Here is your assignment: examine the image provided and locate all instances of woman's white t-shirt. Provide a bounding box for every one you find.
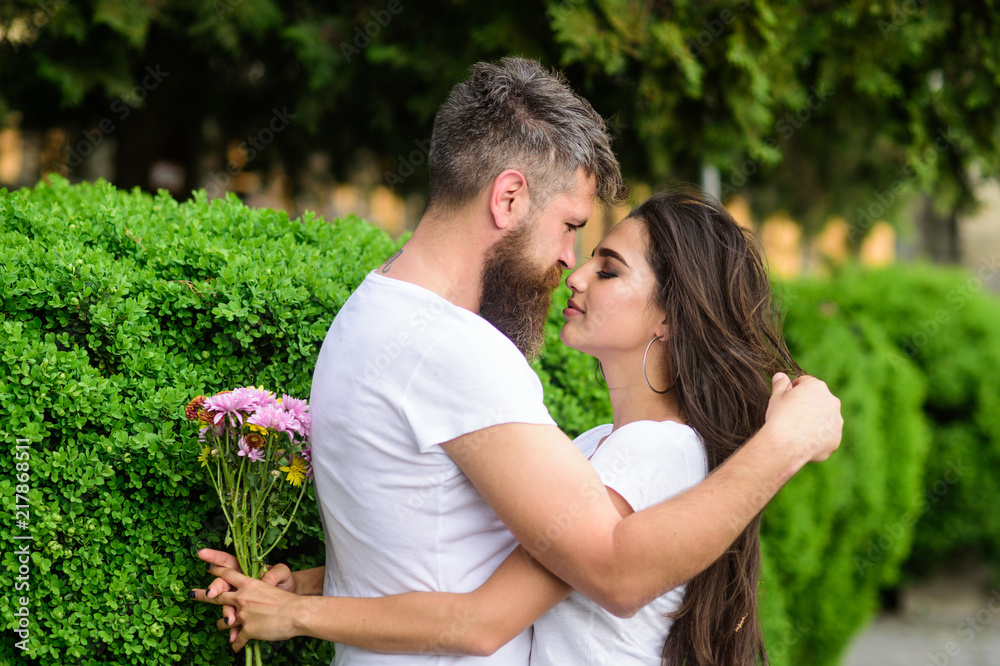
[530,420,709,666]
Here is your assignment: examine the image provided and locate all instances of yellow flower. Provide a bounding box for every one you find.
[248,423,269,436]
[197,446,211,468]
[279,456,308,487]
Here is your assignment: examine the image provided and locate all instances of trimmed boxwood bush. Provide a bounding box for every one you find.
[758,264,1000,664]
[796,266,1000,578]
[0,178,996,666]
[762,278,930,665]
[0,176,398,665]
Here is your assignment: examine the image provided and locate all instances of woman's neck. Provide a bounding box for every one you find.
[602,359,684,432]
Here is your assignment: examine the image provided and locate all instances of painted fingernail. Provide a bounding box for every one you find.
[206,564,213,571]
[188,590,196,599]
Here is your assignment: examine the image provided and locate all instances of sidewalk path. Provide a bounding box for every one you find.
[843,565,1000,666]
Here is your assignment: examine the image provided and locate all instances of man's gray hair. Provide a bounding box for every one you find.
[427,57,629,211]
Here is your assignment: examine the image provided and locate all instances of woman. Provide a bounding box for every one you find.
[198,188,801,665]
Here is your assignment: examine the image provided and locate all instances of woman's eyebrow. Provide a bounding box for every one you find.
[594,247,630,268]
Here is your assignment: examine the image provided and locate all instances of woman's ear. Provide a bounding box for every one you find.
[655,319,670,342]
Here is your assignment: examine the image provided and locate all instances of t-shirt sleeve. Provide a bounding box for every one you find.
[589,421,707,512]
[400,320,556,452]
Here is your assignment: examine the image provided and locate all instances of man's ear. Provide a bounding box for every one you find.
[489,169,529,231]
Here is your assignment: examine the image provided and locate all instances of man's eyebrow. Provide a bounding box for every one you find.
[595,247,630,268]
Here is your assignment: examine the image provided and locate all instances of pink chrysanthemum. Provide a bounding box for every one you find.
[204,390,256,427]
[198,423,224,442]
[281,395,311,438]
[237,437,265,462]
[247,403,295,439]
[301,444,314,478]
[233,386,277,411]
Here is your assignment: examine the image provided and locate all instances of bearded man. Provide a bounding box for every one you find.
[195,57,842,665]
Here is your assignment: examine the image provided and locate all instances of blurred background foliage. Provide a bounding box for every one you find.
[3,1,1000,664]
[1,0,999,259]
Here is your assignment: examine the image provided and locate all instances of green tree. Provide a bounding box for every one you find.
[739,1,1000,260]
[546,1,1000,257]
[2,1,998,257]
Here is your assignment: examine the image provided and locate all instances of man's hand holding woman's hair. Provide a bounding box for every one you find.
[766,372,843,464]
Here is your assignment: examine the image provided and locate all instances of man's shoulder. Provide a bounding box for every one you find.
[342,272,526,360]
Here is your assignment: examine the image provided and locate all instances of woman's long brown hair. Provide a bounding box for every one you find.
[630,189,801,666]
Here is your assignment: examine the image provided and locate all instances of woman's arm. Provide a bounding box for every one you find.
[194,488,633,656]
[292,544,571,656]
[290,566,325,596]
[292,488,633,654]
[198,489,633,655]
[199,544,570,656]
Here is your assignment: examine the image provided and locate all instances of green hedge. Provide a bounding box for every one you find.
[0,176,397,665]
[757,264,1000,665]
[1,178,997,666]
[796,266,1000,578]
[761,276,930,665]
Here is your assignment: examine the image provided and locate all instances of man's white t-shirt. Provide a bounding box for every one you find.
[310,270,556,666]
[531,420,709,666]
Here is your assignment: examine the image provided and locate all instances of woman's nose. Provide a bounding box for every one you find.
[565,266,585,293]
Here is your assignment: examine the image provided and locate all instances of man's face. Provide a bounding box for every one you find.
[479,169,597,360]
[531,168,597,273]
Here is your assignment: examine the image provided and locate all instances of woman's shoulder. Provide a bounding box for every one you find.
[613,419,700,446]
[604,420,706,472]
[572,423,614,459]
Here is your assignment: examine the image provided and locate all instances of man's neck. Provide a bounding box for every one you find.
[376,212,489,313]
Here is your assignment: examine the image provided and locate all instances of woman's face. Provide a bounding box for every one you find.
[560,217,666,360]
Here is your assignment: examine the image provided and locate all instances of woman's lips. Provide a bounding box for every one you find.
[564,299,585,316]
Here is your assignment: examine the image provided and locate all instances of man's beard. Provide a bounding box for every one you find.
[479,223,563,361]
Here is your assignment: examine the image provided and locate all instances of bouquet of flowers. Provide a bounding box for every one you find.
[184,386,312,666]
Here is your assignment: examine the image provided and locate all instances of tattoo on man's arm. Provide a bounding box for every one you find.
[381,249,403,274]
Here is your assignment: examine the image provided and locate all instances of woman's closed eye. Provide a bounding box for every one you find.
[596,270,618,279]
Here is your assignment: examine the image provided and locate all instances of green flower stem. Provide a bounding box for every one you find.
[209,452,231,527]
[249,476,278,524]
[250,489,260,576]
[259,482,308,561]
[235,454,251,576]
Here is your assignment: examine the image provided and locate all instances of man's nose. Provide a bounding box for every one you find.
[558,240,576,271]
